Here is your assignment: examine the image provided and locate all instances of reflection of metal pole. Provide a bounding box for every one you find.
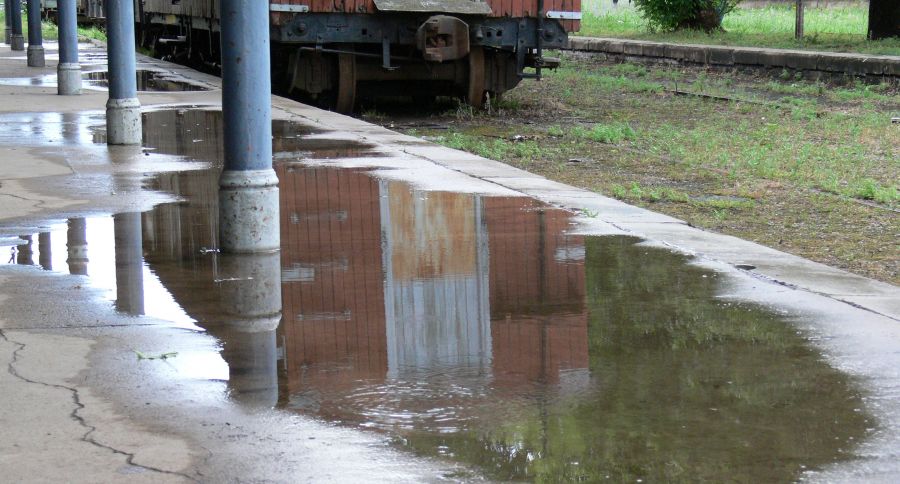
[9,0,24,51]
[216,251,282,408]
[26,0,44,66]
[4,0,11,44]
[38,232,52,270]
[114,212,145,315]
[66,218,89,275]
[218,0,279,253]
[57,0,82,95]
[106,0,142,144]
[16,236,34,265]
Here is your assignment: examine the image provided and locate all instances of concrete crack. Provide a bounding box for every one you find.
[0,329,200,482]
[0,191,48,210]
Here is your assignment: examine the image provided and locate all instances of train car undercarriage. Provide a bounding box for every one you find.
[141,4,570,113]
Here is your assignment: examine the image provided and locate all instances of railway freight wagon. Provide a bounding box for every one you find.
[137,0,580,112]
[42,0,105,23]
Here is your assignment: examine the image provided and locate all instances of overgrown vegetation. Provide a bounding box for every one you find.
[387,53,899,285]
[633,0,740,32]
[577,3,900,55]
[0,10,107,42]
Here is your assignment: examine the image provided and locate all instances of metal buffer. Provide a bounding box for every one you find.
[218,0,280,254]
[9,0,24,51]
[26,0,44,67]
[105,0,142,144]
[57,0,82,95]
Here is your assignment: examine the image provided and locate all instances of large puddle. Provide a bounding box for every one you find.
[0,69,209,91]
[1,108,873,481]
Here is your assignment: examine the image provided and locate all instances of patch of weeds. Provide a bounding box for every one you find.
[849,178,899,204]
[832,83,895,102]
[495,97,521,111]
[548,125,565,137]
[134,350,178,360]
[436,132,544,161]
[692,197,756,210]
[604,63,649,78]
[361,108,386,120]
[571,122,637,144]
[609,183,690,203]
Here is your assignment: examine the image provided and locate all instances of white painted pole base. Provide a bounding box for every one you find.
[219,169,281,253]
[26,45,44,67]
[10,34,24,51]
[216,250,281,408]
[57,63,82,95]
[105,97,142,145]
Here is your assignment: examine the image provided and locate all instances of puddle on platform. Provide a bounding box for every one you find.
[0,108,375,161]
[3,161,872,481]
[0,69,208,91]
[85,70,209,91]
[137,109,376,161]
[0,105,873,481]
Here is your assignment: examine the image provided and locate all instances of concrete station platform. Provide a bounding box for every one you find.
[2,40,900,482]
[567,36,900,79]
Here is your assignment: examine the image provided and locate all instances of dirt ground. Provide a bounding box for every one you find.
[362,52,900,285]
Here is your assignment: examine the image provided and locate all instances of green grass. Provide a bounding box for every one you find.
[576,4,900,56]
[0,9,107,42]
[407,54,900,284]
[434,132,548,161]
[571,122,637,143]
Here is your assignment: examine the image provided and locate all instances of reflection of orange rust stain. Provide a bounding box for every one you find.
[387,183,477,280]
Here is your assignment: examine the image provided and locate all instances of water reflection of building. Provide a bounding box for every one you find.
[380,181,492,376]
[278,166,389,396]
[484,198,588,387]
[277,165,589,425]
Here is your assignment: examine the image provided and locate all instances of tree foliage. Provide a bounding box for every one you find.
[633,0,742,32]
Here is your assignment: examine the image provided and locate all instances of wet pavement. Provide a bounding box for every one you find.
[2,38,900,483]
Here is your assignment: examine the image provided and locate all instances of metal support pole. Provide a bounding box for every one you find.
[105,0,142,144]
[218,0,279,253]
[38,232,52,270]
[26,0,44,67]
[795,0,804,40]
[16,236,33,265]
[5,0,12,44]
[114,212,145,316]
[9,0,24,51]
[57,0,82,95]
[66,218,88,275]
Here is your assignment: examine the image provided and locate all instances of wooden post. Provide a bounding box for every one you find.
[795,0,804,40]
[868,0,900,40]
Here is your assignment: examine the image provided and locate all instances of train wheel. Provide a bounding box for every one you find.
[336,54,357,114]
[466,47,486,108]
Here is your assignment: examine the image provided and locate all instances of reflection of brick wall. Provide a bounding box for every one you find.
[492,314,589,385]
[278,167,387,393]
[483,197,588,384]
